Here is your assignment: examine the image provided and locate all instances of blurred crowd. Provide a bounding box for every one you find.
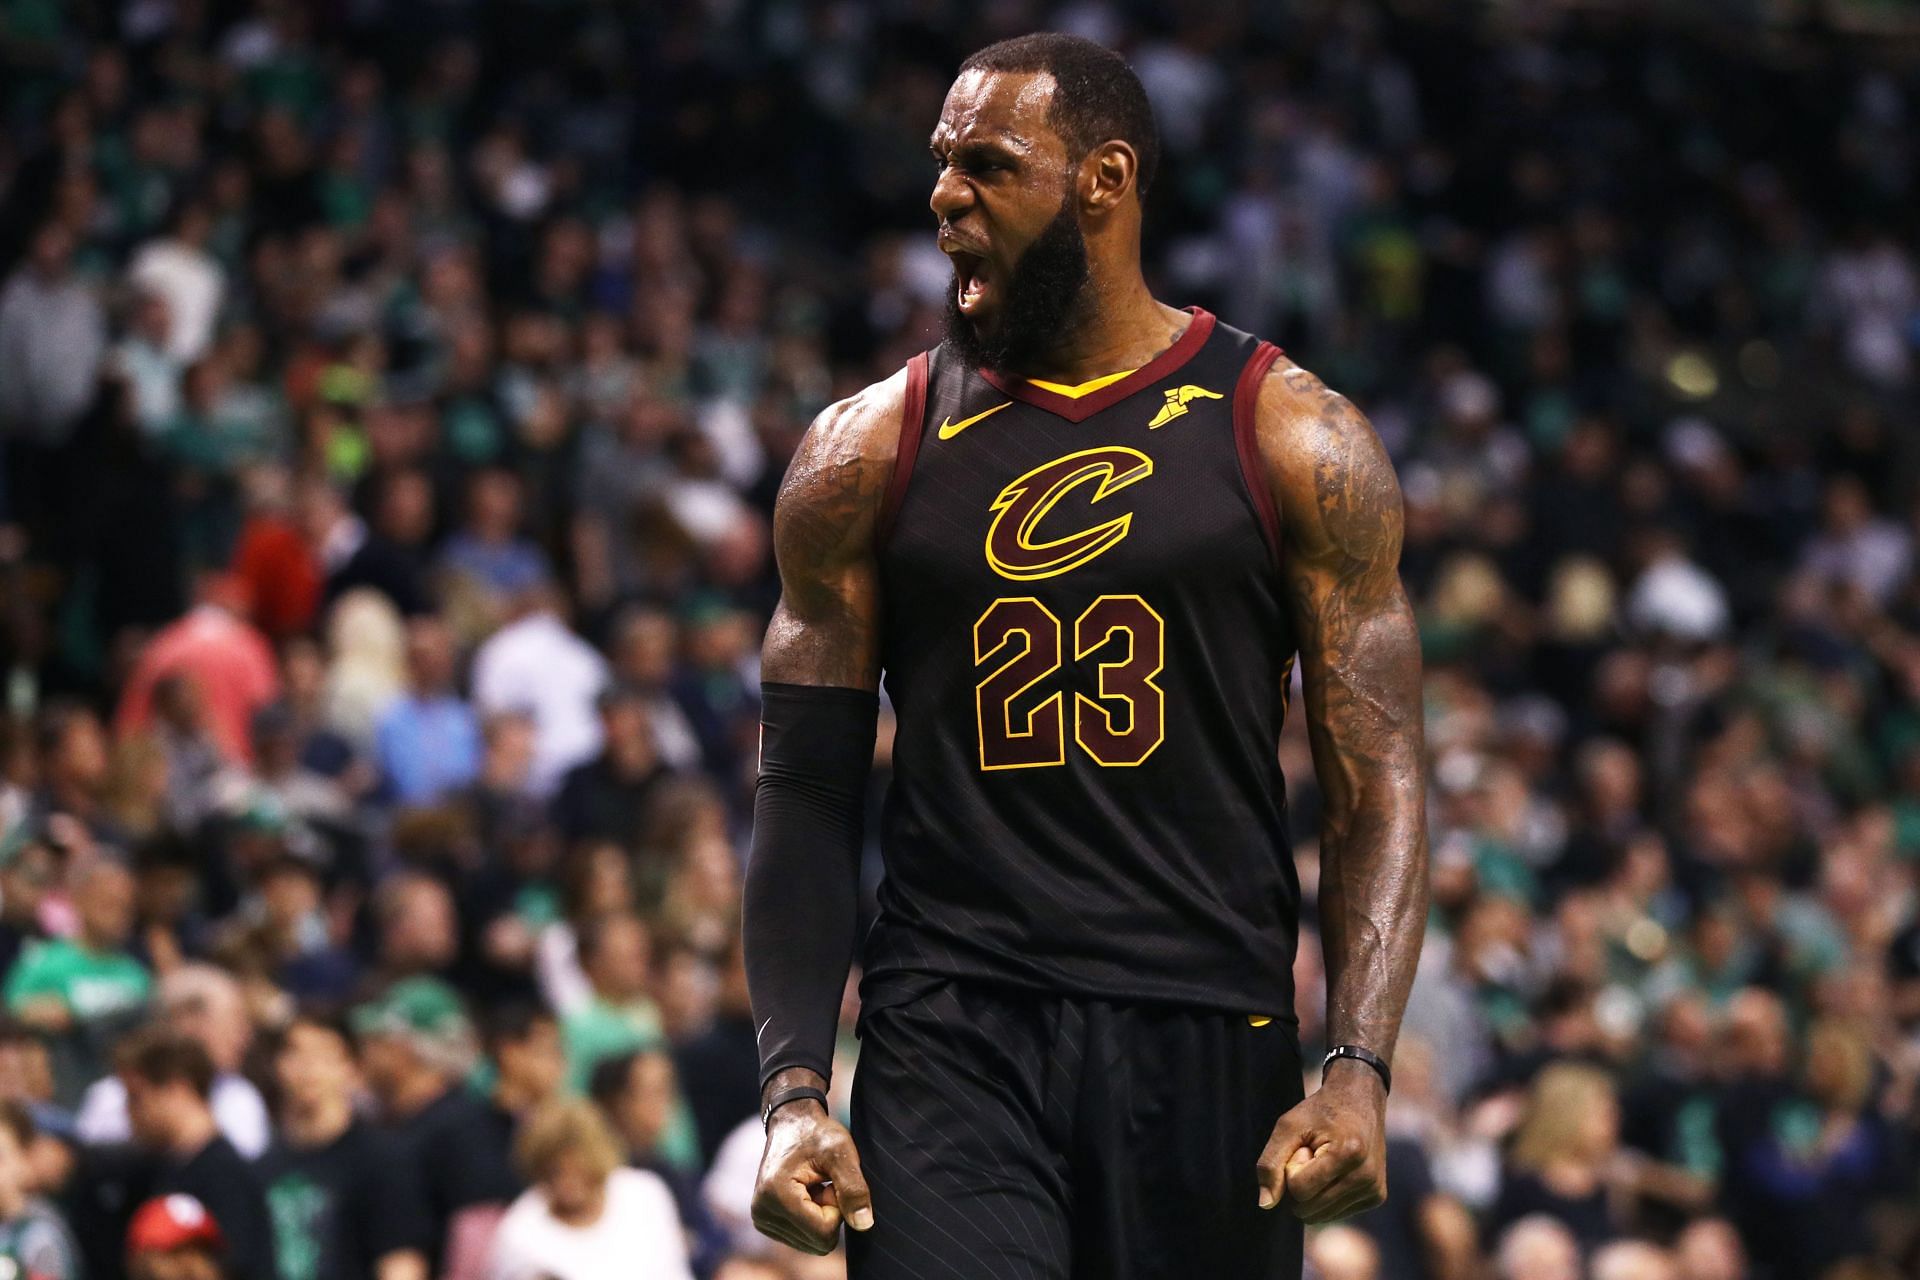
[1,1,1920,1279]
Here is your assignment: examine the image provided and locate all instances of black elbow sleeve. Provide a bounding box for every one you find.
[743,682,879,1090]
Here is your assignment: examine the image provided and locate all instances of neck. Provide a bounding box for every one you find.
[284,1094,353,1147]
[1016,266,1183,385]
[554,1184,607,1228]
[386,1070,447,1119]
[169,1105,219,1158]
[493,1076,543,1116]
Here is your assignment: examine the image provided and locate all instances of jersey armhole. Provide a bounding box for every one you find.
[1232,340,1285,567]
[876,350,930,548]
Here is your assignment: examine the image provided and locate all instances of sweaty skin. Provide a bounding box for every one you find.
[750,65,1428,1255]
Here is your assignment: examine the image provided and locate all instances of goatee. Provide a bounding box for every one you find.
[943,192,1091,376]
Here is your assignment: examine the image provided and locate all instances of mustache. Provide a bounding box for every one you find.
[942,195,1090,375]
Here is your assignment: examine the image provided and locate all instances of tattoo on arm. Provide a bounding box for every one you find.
[762,375,902,690]
[1265,363,1430,1070]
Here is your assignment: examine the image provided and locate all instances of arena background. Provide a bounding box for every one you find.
[1,2,1920,1278]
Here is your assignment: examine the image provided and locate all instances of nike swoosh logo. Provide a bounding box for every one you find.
[938,400,1013,440]
[757,1016,773,1046]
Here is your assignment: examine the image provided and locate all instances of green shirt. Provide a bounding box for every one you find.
[561,998,700,1171]
[4,938,151,1022]
[561,997,665,1089]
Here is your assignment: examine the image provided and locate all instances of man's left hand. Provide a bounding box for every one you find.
[1255,1061,1388,1222]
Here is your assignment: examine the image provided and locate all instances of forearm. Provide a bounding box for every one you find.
[1312,597,1429,1067]
[1318,759,1427,1063]
[743,683,877,1091]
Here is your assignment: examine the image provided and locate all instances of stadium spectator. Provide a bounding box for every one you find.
[376,617,483,808]
[125,1193,229,1280]
[75,965,268,1160]
[260,1013,425,1280]
[0,1100,78,1279]
[0,5,1916,1276]
[351,978,516,1280]
[116,1028,274,1280]
[490,1097,692,1280]
[551,686,669,847]
[1491,1063,1628,1251]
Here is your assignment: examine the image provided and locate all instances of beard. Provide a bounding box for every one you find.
[942,191,1091,376]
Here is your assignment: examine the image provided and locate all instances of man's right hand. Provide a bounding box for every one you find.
[751,1087,875,1256]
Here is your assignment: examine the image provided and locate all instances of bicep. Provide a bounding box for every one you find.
[1264,368,1422,796]
[762,385,899,690]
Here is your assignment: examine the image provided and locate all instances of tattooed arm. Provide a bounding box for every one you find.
[745,368,902,1255]
[1253,358,1430,1223]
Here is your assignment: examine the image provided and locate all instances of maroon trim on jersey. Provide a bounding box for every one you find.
[977,307,1217,424]
[877,350,930,547]
[1233,340,1285,566]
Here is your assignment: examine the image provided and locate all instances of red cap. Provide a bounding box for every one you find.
[127,1195,225,1254]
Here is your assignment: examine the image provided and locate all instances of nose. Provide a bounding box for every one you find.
[929,164,973,224]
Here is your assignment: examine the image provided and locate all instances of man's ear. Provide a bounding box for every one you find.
[1082,140,1139,213]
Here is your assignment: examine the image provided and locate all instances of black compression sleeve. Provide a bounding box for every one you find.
[743,681,879,1091]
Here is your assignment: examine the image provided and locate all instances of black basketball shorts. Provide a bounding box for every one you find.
[846,975,1305,1280]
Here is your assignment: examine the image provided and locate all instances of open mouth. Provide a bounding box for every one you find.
[952,251,992,315]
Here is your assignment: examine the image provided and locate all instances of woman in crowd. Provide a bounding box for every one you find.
[490,1097,693,1280]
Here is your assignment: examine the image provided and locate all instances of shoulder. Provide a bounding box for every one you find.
[1247,353,1403,556]
[609,1165,677,1208]
[772,360,920,558]
[778,364,914,504]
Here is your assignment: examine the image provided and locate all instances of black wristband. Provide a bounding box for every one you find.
[1323,1044,1392,1095]
[762,1085,829,1129]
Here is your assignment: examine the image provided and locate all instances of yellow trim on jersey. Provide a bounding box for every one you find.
[1026,368,1137,398]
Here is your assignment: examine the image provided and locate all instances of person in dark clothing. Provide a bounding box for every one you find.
[669,937,759,1167]
[324,469,436,618]
[1350,1135,1464,1280]
[1717,1019,1910,1280]
[478,1001,567,1169]
[352,979,517,1279]
[550,685,669,848]
[120,1028,276,1280]
[260,1014,425,1280]
[1487,1062,1625,1254]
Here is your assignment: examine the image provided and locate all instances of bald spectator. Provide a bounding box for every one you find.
[1673,1219,1747,1280]
[1309,1225,1380,1280]
[1593,1241,1679,1280]
[1496,1217,1581,1280]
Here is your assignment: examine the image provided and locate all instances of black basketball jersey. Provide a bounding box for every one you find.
[870,308,1301,1016]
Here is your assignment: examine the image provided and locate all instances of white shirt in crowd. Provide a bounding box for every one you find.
[490,1166,693,1280]
[75,1070,272,1160]
[471,609,608,795]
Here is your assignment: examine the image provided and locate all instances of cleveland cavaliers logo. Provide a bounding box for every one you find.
[985,447,1152,581]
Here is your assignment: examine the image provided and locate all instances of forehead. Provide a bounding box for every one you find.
[933,68,1062,151]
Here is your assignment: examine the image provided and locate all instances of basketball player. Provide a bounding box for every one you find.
[743,32,1428,1280]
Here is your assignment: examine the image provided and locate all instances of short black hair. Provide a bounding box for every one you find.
[480,999,556,1055]
[958,33,1160,197]
[116,1025,215,1100]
